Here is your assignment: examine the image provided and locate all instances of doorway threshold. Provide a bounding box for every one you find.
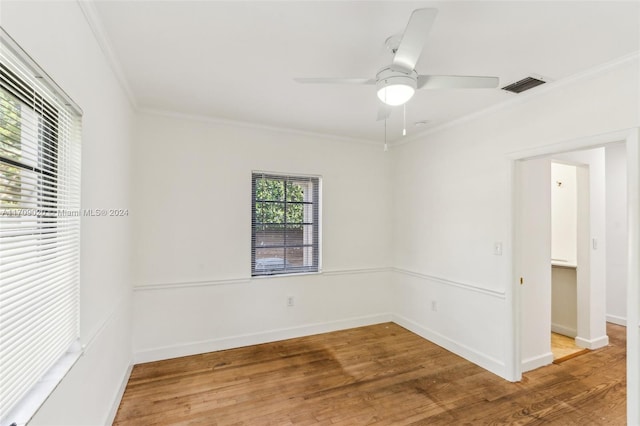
[551,332,589,364]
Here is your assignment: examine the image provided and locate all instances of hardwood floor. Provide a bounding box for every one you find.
[114,323,626,425]
[551,332,590,363]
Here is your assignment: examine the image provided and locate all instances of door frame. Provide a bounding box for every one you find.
[506,127,640,423]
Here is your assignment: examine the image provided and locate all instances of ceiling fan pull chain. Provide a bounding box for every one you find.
[403,104,407,136]
[384,118,388,152]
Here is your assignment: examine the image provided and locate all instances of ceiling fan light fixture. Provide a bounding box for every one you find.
[376,69,417,106]
[377,83,415,106]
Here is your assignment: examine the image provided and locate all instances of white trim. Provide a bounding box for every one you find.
[392,267,506,299]
[506,128,633,161]
[607,314,628,326]
[104,363,133,426]
[551,324,577,338]
[133,313,392,364]
[521,352,554,373]
[76,0,137,109]
[139,107,380,147]
[134,278,251,292]
[392,314,506,379]
[575,334,609,350]
[394,51,640,148]
[133,267,391,291]
[322,267,391,276]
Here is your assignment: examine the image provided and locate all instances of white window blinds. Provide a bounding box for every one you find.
[251,173,320,276]
[0,29,82,421]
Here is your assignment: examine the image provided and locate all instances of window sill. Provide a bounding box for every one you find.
[1,341,82,426]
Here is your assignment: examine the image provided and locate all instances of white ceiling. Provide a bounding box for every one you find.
[92,1,639,143]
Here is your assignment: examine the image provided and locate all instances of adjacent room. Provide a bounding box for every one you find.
[0,1,638,425]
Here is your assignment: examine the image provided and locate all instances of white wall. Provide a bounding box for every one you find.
[1,2,134,425]
[606,142,628,325]
[551,163,577,266]
[131,112,393,362]
[551,266,578,337]
[391,55,639,380]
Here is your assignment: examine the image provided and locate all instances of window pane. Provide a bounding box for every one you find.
[284,227,303,247]
[286,180,305,202]
[256,201,284,224]
[300,224,315,246]
[0,163,38,209]
[301,246,315,267]
[254,226,309,249]
[255,177,283,201]
[286,203,303,224]
[285,246,304,267]
[0,87,22,163]
[254,247,286,273]
[254,224,285,247]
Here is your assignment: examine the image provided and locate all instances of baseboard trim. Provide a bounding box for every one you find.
[522,352,554,372]
[105,363,133,425]
[606,314,627,326]
[133,313,393,364]
[551,323,577,338]
[576,334,609,350]
[391,314,506,379]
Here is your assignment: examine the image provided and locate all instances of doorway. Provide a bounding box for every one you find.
[507,128,640,424]
[510,128,639,424]
[516,147,610,372]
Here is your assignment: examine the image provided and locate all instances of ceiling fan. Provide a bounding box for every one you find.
[295,8,499,120]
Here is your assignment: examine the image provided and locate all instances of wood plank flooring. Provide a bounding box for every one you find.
[114,322,626,425]
[551,332,590,364]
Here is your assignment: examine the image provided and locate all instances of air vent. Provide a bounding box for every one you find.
[501,76,546,94]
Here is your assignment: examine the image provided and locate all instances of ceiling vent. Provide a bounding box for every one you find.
[501,76,546,94]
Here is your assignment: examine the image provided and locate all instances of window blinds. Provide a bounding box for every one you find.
[0,29,82,420]
[251,173,320,276]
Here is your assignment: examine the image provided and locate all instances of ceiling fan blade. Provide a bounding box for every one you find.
[376,103,392,121]
[294,78,375,85]
[392,8,438,73]
[417,75,499,89]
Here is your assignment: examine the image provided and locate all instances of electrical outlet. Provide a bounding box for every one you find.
[287,296,294,307]
[431,300,438,312]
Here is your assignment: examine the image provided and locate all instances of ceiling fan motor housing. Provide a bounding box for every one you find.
[376,67,418,106]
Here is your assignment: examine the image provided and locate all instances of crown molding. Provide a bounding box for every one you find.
[393,50,640,148]
[77,0,137,109]
[138,107,384,148]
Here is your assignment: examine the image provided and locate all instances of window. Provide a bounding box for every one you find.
[252,173,320,276]
[0,29,82,424]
